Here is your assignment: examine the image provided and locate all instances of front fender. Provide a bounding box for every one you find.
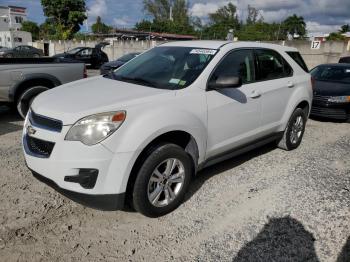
[102,107,207,162]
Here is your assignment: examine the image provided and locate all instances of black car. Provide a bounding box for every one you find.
[339,56,350,63]
[100,52,140,75]
[0,45,44,58]
[310,63,350,121]
[53,42,109,68]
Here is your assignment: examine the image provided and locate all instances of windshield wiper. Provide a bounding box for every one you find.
[118,76,157,88]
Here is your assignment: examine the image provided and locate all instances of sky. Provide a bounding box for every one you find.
[1,0,349,35]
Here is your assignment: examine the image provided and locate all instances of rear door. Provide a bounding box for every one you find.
[254,49,294,134]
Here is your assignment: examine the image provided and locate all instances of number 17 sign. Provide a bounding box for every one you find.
[311,41,321,49]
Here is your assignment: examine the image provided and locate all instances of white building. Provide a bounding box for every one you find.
[0,5,27,31]
[0,31,32,48]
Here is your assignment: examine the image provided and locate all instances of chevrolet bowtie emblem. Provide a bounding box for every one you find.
[27,125,37,136]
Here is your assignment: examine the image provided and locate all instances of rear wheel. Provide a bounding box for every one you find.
[33,53,40,58]
[16,86,49,119]
[278,108,307,151]
[132,143,192,217]
[5,54,13,58]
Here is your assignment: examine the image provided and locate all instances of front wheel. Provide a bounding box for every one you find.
[16,86,49,119]
[277,108,307,151]
[132,144,192,217]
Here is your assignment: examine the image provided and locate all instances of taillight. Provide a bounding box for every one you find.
[311,76,315,89]
[83,65,87,78]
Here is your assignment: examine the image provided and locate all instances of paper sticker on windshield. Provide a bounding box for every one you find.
[169,78,180,84]
[179,80,186,86]
[190,49,217,55]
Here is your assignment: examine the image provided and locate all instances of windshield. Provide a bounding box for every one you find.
[311,66,350,84]
[66,47,84,54]
[109,46,217,90]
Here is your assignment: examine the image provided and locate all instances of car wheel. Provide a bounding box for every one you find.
[5,54,13,58]
[278,108,307,151]
[33,54,40,58]
[16,86,49,119]
[132,143,192,217]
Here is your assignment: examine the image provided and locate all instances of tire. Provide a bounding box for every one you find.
[277,108,307,151]
[16,86,49,119]
[33,53,40,58]
[5,54,13,58]
[132,143,192,217]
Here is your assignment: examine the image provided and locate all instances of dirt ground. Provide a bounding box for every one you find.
[0,105,349,262]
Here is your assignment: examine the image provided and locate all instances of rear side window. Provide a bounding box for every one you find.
[255,49,293,81]
[287,51,309,72]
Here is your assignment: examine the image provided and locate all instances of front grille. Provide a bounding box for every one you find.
[29,110,63,133]
[313,95,331,106]
[311,106,348,120]
[25,135,55,158]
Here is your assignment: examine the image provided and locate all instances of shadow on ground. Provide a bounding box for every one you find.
[233,216,319,261]
[0,105,23,136]
[184,142,276,203]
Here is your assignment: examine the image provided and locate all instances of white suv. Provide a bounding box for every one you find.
[23,41,312,217]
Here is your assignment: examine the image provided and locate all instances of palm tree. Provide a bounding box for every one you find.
[283,14,306,39]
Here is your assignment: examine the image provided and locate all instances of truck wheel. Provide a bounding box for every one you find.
[277,108,307,151]
[16,86,49,119]
[132,143,192,217]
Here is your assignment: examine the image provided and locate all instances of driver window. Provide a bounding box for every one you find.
[210,49,256,85]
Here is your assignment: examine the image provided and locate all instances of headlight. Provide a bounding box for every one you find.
[327,96,350,103]
[65,111,126,146]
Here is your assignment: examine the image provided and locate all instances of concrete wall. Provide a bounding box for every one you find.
[272,40,350,69]
[34,39,350,69]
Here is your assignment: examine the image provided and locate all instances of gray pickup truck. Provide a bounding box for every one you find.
[0,58,86,118]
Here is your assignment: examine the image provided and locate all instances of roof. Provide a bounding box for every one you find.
[161,41,298,52]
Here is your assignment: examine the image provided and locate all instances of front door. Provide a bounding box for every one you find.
[206,49,262,159]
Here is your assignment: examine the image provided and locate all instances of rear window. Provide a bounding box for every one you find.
[339,57,350,63]
[287,51,309,72]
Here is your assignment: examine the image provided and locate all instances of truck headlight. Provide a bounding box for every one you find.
[65,111,126,146]
[328,96,350,103]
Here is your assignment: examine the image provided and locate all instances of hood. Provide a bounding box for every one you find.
[31,76,174,125]
[314,80,350,96]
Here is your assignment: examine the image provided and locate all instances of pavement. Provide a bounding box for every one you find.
[0,104,349,261]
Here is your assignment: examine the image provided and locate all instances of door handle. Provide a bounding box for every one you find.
[287,82,294,88]
[250,90,261,98]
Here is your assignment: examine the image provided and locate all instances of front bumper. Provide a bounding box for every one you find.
[22,112,138,210]
[31,170,125,210]
[311,96,350,120]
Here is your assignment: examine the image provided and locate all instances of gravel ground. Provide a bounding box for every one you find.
[0,105,349,262]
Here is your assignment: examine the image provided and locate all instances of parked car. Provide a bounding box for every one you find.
[100,52,141,75]
[23,41,312,217]
[0,57,86,118]
[339,56,350,63]
[0,45,44,58]
[310,63,350,120]
[53,42,109,68]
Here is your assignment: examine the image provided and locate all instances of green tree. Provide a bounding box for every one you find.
[327,32,346,41]
[283,14,306,38]
[21,21,40,40]
[91,16,111,34]
[202,3,240,39]
[340,24,350,33]
[140,0,194,34]
[246,5,262,25]
[40,0,86,40]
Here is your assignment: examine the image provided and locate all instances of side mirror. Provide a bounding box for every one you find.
[208,76,242,90]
